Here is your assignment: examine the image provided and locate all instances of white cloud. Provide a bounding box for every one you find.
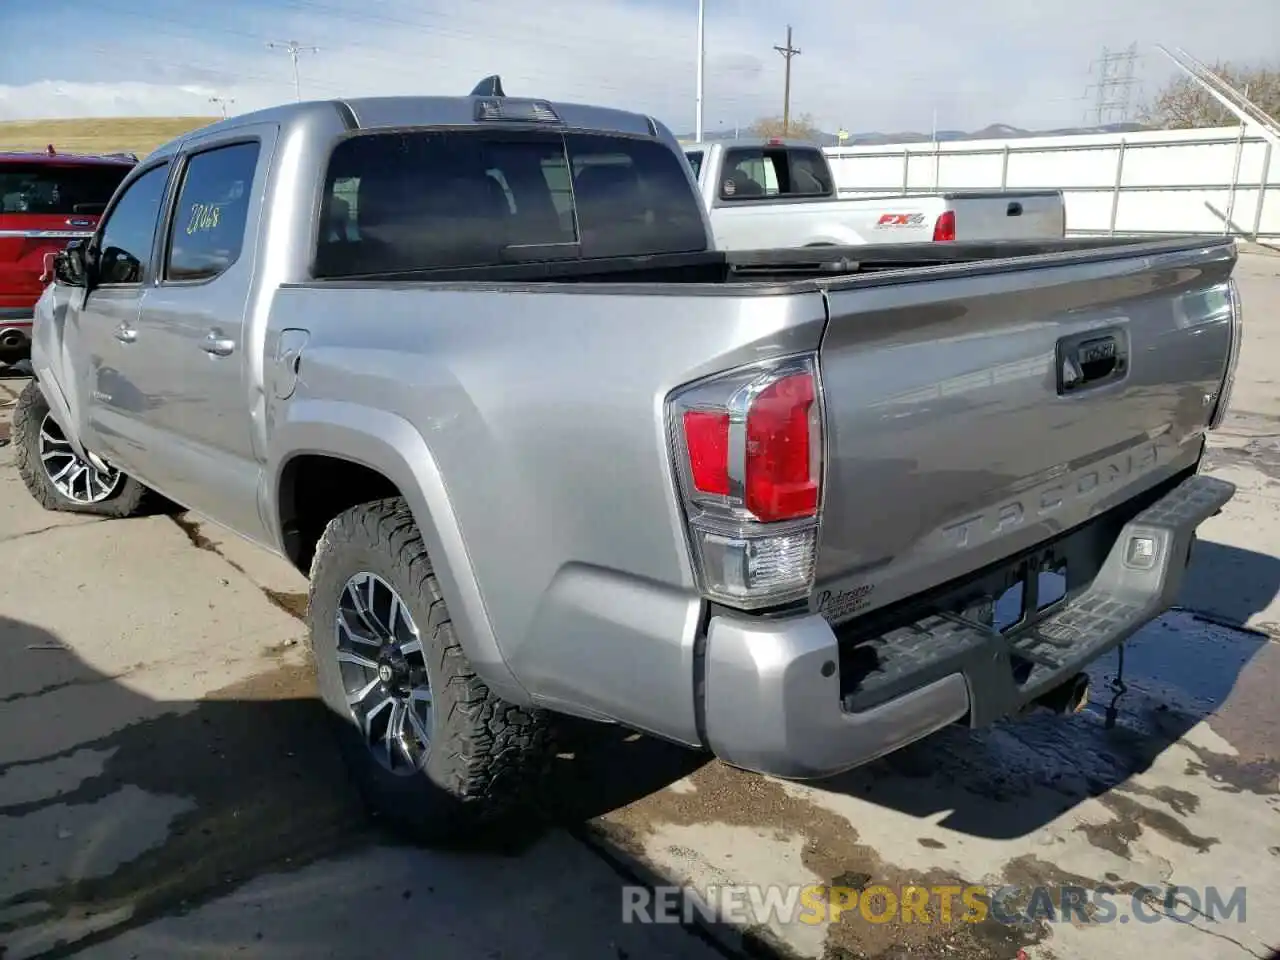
[0,81,223,120]
[1,0,1277,133]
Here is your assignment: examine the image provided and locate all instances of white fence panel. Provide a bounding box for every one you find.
[824,125,1280,239]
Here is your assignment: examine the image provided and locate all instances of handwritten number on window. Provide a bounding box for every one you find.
[186,203,221,235]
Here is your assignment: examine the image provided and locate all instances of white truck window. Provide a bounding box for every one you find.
[719,146,833,201]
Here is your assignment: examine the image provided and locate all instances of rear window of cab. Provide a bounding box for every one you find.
[313,128,709,277]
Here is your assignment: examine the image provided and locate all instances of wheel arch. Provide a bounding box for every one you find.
[269,399,532,705]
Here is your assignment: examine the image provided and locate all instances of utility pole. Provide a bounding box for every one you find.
[694,0,705,142]
[208,95,235,119]
[267,39,320,102]
[773,25,801,136]
[1084,43,1140,125]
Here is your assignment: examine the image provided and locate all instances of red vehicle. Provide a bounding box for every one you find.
[0,147,136,365]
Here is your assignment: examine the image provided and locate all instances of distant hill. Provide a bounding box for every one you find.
[0,116,216,158]
[677,121,1150,147]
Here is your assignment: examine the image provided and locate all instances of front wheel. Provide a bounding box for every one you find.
[308,497,557,845]
[12,380,149,517]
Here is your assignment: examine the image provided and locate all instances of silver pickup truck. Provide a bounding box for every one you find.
[17,82,1241,845]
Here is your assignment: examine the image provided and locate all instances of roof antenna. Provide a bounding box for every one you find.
[470,75,505,97]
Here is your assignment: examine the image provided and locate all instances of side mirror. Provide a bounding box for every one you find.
[53,239,89,287]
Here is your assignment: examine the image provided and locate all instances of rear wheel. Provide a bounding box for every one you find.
[12,380,149,517]
[308,496,556,845]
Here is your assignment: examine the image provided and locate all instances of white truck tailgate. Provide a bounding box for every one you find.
[949,190,1065,241]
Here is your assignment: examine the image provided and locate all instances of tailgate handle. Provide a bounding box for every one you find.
[1057,330,1128,394]
[1006,201,1023,216]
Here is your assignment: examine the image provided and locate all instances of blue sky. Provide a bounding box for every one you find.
[2,0,1277,133]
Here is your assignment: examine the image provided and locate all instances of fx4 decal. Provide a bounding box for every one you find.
[875,212,927,228]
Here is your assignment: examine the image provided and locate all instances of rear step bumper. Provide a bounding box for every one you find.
[700,472,1236,780]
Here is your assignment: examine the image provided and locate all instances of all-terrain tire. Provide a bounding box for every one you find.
[308,496,557,846]
[12,380,150,517]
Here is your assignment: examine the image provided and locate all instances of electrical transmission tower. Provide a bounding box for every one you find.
[773,25,801,136]
[267,39,320,102]
[1085,43,1141,125]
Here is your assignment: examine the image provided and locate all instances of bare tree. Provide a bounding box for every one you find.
[1139,61,1280,129]
[747,113,824,141]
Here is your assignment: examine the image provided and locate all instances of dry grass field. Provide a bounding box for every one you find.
[0,116,216,158]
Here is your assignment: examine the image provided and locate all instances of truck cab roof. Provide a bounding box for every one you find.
[148,92,673,162]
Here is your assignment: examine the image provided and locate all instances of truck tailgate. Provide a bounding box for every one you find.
[811,239,1236,624]
[949,191,1065,241]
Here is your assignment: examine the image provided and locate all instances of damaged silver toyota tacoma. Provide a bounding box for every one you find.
[16,78,1241,843]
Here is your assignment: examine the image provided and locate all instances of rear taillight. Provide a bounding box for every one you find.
[932,210,955,242]
[667,354,823,609]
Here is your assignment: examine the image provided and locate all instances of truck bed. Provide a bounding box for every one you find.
[276,231,1236,637]
[289,235,1213,289]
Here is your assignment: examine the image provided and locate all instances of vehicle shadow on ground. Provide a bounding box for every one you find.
[0,615,710,960]
[808,537,1280,839]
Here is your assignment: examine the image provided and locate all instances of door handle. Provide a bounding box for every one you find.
[114,324,137,344]
[1056,329,1128,394]
[202,332,235,357]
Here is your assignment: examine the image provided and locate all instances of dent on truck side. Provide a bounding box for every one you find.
[29,285,88,457]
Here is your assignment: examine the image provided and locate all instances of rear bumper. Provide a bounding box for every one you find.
[700,472,1235,780]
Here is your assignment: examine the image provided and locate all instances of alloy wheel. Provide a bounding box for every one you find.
[37,413,123,504]
[334,571,433,775]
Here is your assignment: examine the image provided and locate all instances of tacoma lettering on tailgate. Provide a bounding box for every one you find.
[940,441,1161,550]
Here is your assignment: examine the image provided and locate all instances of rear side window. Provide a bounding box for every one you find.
[684,150,704,179]
[718,147,833,201]
[165,141,261,282]
[315,128,707,277]
[0,162,130,215]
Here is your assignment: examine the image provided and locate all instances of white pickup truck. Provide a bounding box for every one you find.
[683,138,1066,250]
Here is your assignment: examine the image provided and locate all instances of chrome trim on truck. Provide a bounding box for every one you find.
[0,230,95,239]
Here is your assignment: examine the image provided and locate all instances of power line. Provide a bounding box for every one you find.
[1084,43,1141,125]
[267,39,320,102]
[208,95,235,118]
[773,24,801,136]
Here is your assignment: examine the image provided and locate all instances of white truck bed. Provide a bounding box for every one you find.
[683,139,1065,249]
